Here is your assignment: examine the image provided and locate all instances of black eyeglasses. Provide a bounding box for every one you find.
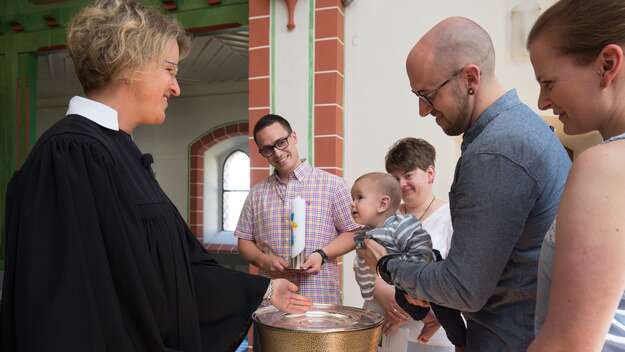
[413,68,464,111]
[258,133,291,157]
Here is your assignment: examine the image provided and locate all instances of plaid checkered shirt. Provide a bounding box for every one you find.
[235,162,359,304]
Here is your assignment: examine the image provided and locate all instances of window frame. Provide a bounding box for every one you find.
[220,149,250,232]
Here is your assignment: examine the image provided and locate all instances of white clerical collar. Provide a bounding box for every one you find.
[65,96,119,131]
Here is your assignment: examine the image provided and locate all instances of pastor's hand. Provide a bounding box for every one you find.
[270,279,312,314]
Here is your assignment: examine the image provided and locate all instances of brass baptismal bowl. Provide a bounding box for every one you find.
[253,303,383,352]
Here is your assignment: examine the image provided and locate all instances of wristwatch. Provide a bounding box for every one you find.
[312,249,329,265]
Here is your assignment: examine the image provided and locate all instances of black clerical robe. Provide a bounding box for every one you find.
[0,115,268,352]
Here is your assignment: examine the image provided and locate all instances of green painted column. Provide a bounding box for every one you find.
[0,41,17,271]
[0,38,37,270]
[16,52,38,165]
[0,53,6,271]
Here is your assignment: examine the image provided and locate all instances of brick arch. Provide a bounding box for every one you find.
[188,121,248,247]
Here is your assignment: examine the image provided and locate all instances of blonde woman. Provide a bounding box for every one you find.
[0,1,309,351]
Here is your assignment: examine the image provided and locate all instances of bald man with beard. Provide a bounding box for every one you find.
[361,17,571,351]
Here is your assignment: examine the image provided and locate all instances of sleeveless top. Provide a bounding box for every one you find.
[536,132,625,351]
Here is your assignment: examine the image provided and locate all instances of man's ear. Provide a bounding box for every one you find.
[291,130,298,144]
[378,195,391,213]
[462,64,481,95]
[596,44,624,88]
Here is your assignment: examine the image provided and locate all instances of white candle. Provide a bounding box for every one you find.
[290,196,306,257]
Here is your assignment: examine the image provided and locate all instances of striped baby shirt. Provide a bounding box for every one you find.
[353,213,434,301]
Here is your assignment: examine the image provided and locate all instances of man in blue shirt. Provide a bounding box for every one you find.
[362,17,571,352]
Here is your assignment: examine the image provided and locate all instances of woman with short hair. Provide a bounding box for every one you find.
[371,137,458,351]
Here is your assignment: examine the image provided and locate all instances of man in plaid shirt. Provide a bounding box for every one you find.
[236,114,359,304]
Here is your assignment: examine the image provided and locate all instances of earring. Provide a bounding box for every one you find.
[468,87,475,95]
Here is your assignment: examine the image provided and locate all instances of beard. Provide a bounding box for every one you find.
[440,85,472,136]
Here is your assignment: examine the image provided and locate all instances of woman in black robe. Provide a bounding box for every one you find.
[0,1,311,351]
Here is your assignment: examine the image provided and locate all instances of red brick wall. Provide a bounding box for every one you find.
[249,0,271,188]
[314,1,345,177]
[314,0,347,300]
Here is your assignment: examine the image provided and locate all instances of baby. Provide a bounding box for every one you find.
[351,172,466,350]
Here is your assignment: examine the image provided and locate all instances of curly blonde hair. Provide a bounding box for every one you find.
[67,0,191,93]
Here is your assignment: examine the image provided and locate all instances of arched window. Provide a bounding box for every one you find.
[222,150,250,231]
[188,122,248,249]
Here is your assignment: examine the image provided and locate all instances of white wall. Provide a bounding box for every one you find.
[341,0,555,307]
[272,0,313,160]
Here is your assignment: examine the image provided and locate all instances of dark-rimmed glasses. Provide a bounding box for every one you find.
[258,133,291,157]
[413,67,464,110]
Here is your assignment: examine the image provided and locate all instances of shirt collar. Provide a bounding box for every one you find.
[65,96,119,131]
[272,159,312,183]
[461,89,521,151]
